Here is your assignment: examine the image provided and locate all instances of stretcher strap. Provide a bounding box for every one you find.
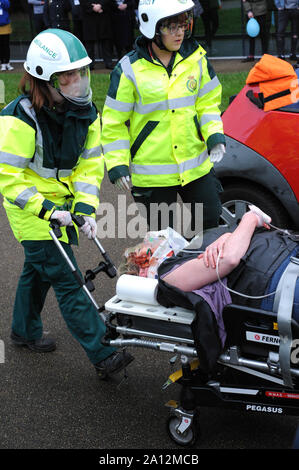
[273,257,299,388]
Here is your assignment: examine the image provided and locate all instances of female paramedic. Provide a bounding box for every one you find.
[0,29,133,380]
[101,0,226,235]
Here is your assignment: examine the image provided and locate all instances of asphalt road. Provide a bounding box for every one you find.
[0,173,298,453]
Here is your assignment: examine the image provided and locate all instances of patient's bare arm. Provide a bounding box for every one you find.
[163,211,264,292]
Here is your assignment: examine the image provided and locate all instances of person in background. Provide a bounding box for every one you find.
[266,0,278,52]
[80,1,114,70]
[69,0,83,42]
[242,0,269,62]
[102,0,226,235]
[28,0,46,35]
[110,0,135,62]
[274,0,299,60]
[43,0,71,30]
[200,0,220,52]
[0,0,13,71]
[0,29,134,380]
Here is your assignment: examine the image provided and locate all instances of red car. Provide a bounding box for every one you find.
[215,76,299,230]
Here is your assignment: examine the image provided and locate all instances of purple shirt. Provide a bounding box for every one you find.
[161,264,232,346]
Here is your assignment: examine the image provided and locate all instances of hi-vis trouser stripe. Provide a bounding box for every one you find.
[102,56,221,157]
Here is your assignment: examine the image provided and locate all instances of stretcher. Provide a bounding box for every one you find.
[50,217,299,447]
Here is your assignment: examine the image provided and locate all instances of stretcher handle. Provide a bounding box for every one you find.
[49,218,62,238]
[71,213,117,281]
[71,213,105,252]
[49,213,117,281]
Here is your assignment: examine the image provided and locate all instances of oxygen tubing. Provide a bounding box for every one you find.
[215,248,278,300]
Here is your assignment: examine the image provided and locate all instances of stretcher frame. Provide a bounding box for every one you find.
[49,218,299,446]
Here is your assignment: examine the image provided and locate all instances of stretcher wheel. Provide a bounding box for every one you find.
[166,412,200,447]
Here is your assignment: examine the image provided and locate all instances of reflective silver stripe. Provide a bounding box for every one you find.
[105,95,134,113]
[131,150,209,176]
[14,186,38,209]
[134,95,197,115]
[19,98,92,179]
[120,53,205,115]
[19,98,45,176]
[121,56,197,114]
[179,151,209,173]
[58,169,73,178]
[74,182,100,198]
[0,151,30,169]
[102,139,130,155]
[81,146,102,159]
[199,114,222,127]
[197,76,220,98]
[28,164,56,179]
[121,55,141,101]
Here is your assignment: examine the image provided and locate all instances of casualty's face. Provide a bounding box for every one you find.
[50,65,92,106]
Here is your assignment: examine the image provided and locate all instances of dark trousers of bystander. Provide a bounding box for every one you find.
[0,34,10,63]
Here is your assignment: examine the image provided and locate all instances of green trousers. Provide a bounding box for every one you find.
[12,240,115,364]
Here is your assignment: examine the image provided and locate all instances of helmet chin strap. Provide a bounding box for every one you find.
[152,34,172,52]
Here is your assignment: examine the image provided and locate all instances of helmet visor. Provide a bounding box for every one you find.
[159,11,194,38]
[50,66,92,106]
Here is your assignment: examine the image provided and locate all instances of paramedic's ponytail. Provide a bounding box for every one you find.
[19,72,54,112]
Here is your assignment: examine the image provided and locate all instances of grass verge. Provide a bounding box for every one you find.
[0,70,248,113]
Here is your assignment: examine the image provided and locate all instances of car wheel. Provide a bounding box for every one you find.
[220,183,290,230]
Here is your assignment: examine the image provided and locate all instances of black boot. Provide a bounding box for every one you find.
[10,331,56,352]
[95,350,134,379]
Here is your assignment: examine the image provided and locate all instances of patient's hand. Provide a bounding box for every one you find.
[199,233,232,269]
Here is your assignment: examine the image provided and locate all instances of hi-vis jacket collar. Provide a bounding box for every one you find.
[134,35,201,65]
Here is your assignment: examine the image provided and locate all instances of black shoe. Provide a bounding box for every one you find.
[10,331,56,352]
[95,350,134,379]
[290,54,297,61]
[241,56,255,63]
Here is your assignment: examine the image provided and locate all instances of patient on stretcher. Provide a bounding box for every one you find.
[160,206,299,325]
[163,206,270,292]
[155,205,299,374]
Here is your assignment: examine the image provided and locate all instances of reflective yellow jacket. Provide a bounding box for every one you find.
[0,96,103,244]
[102,36,225,188]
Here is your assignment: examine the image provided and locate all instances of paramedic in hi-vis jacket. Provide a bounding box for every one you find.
[101,0,226,235]
[0,29,133,380]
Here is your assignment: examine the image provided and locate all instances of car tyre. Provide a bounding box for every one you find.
[220,182,290,230]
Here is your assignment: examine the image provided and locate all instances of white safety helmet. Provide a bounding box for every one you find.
[138,0,195,40]
[24,29,91,81]
[24,29,92,107]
